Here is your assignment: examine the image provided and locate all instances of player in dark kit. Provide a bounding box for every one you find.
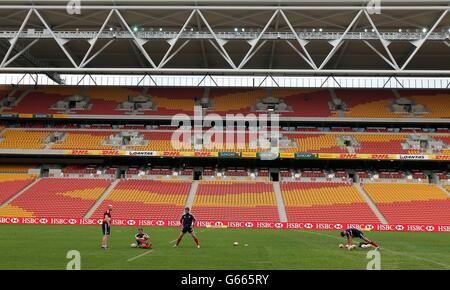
[174,207,200,248]
[340,228,380,250]
[101,204,112,250]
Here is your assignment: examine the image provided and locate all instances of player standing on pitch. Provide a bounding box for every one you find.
[174,207,200,248]
[101,204,112,250]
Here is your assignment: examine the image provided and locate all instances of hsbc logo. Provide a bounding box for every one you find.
[274,223,284,229]
[156,220,165,226]
[305,223,313,229]
[127,220,136,226]
[97,219,103,224]
[395,225,404,231]
[245,222,254,228]
[365,224,374,230]
[426,225,435,231]
[68,219,77,225]
[334,224,343,230]
[39,218,48,224]
[214,221,223,227]
[11,218,19,224]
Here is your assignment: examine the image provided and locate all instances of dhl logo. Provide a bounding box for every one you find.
[101,150,121,156]
[370,154,390,159]
[435,155,450,160]
[194,152,214,157]
[339,154,357,159]
[71,150,89,155]
[161,151,182,157]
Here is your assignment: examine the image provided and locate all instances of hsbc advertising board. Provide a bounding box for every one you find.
[1,217,449,233]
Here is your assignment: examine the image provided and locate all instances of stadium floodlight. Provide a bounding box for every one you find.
[319,28,323,32]
[407,175,413,180]
[159,28,163,32]
[242,28,245,32]
[398,29,402,32]
[109,27,113,31]
[132,26,139,33]
[294,173,300,178]
[422,27,428,33]
[234,28,238,32]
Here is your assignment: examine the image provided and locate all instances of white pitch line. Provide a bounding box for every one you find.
[127,249,153,262]
[301,230,450,269]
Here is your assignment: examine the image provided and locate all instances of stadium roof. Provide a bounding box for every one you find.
[0,0,449,77]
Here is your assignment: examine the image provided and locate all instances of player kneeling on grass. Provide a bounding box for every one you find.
[132,228,152,249]
[174,207,200,248]
[339,228,380,250]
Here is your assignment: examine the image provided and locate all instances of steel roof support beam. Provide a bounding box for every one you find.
[2,39,39,68]
[319,9,363,70]
[401,9,448,70]
[79,9,114,68]
[1,8,32,67]
[114,9,156,68]
[197,9,236,69]
[0,6,449,11]
[33,8,78,68]
[238,10,279,69]
[280,10,317,69]
[364,9,399,70]
[158,9,196,68]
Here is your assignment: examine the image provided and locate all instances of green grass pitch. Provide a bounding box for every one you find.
[0,224,449,270]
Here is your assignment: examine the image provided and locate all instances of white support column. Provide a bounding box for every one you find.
[33,8,78,68]
[159,40,191,68]
[279,9,317,69]
[1,9,32,67]
[364,9,399,70]
[158,9,196,68]
[238,9,279,69]
[80,9,114,68]
[114,9,157,68]
[82,39,115,67]
[319,9,363,70]
[196,9,236,69]
[3,39,39,68]
[401,9,448,70]
[363,40,397,70]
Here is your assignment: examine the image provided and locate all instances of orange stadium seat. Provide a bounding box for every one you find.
[0,178,111,218]
[0,173,37,205]
[192,181,279,222]
[91,179,191,220]
[281,182,380,223]
[0,130,49,149]
[363,183,450,224]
